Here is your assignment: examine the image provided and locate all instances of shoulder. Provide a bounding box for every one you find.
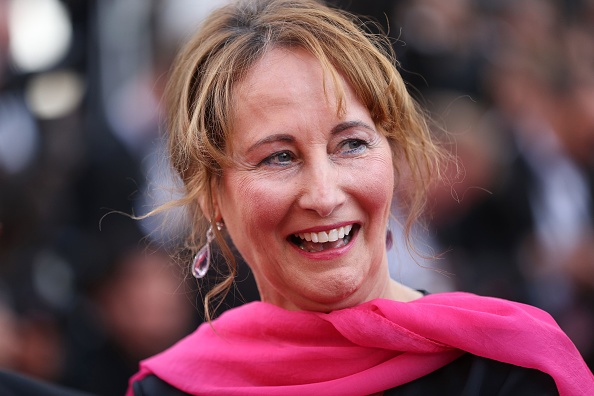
[131,375,190,396]
[385,353,559,396]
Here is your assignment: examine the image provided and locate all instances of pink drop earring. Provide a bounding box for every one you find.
[192,222,223,279]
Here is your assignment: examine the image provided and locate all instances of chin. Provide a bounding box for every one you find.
[296,276,366,311]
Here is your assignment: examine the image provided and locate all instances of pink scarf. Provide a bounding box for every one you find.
[127,292,593,395]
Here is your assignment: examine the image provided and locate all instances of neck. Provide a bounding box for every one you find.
[383,279,425,302]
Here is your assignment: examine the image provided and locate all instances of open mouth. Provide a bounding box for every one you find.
[288,224,358,253]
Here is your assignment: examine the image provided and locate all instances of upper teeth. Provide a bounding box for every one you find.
[295,225,353,243]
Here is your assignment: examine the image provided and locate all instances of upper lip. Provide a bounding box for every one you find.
[290,221,357,235]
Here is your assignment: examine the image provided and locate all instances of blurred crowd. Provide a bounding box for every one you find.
[0,0,593,394]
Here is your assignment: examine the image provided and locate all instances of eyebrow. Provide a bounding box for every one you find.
[331,120,376,135]
[246,120,376,153]
[247,134,294,153]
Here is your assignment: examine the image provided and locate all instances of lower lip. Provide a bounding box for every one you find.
[289,229,358,260]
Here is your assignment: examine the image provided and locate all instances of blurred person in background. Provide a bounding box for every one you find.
[57,225,197,395]
[382,0,594,370]
[0,0,200,394]
[435,0,594,368]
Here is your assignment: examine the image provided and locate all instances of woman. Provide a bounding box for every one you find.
[128,0,593,394]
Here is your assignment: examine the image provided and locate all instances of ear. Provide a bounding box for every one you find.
[198,179,222,223]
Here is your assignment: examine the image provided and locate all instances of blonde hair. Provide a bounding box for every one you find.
[163,0,443,320]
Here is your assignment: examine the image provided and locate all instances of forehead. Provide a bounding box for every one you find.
[228,47,371,146]
[226,48,341,154]
[235,47,334,107]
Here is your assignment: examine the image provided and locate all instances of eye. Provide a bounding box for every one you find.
[339,139,368,155]
[260,150,295,166]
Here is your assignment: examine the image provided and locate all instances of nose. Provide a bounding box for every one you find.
[297,157,346,217]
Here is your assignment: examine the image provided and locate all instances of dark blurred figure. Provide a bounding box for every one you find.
[57,225,197,395]
[434,0,594,368]
[0,0,198,394]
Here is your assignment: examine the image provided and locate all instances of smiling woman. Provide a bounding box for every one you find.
[126,0,593,395]
[162,0,437,318]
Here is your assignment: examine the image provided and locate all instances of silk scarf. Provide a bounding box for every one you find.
[127,292,594,395]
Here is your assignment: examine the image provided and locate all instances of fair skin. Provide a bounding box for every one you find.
[213,47,422,312]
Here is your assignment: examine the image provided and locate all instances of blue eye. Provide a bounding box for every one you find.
[341,139,368,154]
[261,151,294,166]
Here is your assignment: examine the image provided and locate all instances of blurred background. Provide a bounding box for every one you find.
[0,0,592,394]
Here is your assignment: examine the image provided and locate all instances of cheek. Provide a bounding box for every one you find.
[219,174,288,243]
[357,155,394,214]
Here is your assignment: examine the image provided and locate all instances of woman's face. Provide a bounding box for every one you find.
[215,47,395,312]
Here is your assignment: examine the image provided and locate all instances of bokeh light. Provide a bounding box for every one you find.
[8,0,72,73]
